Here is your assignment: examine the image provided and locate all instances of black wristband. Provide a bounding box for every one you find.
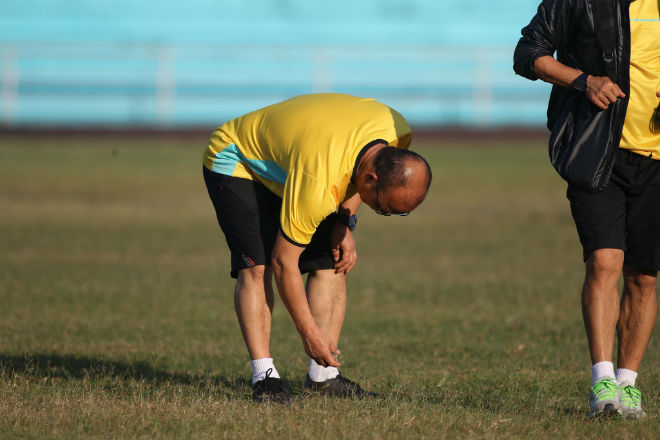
[572,72,589,93]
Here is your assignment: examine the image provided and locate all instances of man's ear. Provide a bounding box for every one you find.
[364,171,378,187]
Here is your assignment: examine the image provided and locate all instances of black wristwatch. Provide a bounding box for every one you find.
[572,72,589,93]
[336,214,358,231]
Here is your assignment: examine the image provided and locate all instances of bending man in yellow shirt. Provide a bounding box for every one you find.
[202,93,432,402]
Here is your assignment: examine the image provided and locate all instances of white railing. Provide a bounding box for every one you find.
[0,42,550,127]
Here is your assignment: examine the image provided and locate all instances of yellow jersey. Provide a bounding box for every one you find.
[202,94,412,245]
[620,0,660,158]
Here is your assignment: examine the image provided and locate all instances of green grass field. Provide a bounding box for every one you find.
[0,134,658,439]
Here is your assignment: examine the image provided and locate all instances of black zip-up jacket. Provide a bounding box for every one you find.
[513,0,632,189]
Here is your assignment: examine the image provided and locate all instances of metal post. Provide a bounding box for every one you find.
[312,47,333,93]
[473,50,493,127]
[1,45,18,126]
[156,44,175,126]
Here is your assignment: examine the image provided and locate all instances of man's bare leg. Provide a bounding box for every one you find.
[582,249,625,418]
[306,269,347,345]
[304,269,345,384]
[303,269,374,397]
[616,266,658,372]
[582,249,624,365]
[234,265,274,360]
[613,266,657,418]
[235,265,290,402]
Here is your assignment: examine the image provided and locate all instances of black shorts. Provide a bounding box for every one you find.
[203,167,337,278]
[567,149,660,271]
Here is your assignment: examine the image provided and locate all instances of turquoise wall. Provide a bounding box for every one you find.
[0,0,551,127]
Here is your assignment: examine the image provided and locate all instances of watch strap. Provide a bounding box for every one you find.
[336,213,358,231]
[572,72,589,93]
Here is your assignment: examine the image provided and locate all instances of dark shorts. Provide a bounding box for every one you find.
[566,149,660,272]
[203,166,337,278]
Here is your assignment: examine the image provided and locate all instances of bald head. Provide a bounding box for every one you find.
[373,147,432,209]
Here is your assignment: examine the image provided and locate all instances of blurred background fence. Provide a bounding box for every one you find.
[0,0,552,129]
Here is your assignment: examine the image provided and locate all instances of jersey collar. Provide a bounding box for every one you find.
[350,139,387,184]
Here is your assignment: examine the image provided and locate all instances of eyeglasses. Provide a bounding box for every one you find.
[375,183,410,217]
[376,210,410,217]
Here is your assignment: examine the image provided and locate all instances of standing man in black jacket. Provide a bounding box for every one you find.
[514,0,659,419]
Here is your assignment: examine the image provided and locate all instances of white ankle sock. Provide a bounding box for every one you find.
[308,358,339,382]
[591,361,616,385]
[250,358,280,385]
[615,368,637,387]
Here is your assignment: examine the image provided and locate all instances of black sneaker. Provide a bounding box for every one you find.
[252,368,292,403]
[303,373,378,398]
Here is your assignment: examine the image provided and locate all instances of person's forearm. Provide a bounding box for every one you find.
[338,193,361,215]
[272,259,316,334]
[533,55,582,88]
[535,55,625,110]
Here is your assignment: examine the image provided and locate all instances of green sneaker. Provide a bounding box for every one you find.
[588,378,622,419]
[620,384,646,419]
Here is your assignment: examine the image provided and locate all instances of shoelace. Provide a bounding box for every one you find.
[255,368,283,390]
[264,368,273,380]
[621,386,641,407]
[592,379,619,400]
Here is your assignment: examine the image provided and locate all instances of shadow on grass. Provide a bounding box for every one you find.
[382,380,585,420]
[0,353,252,397]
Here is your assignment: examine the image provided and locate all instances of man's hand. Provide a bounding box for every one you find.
[330,221,357,274]
[300,325,341,368]
[586,75,626,110]
[653,91,660,132]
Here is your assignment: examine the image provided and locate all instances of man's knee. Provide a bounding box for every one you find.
[623,267,658,297]
[309,268,345,282]
[308,269,347,295]
[236,265,274,308]
[237,265,270,288]
[586,249,624,281]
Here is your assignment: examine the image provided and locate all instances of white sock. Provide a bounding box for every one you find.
[307,358,339,382]
[591,361,616,385]
[250,358,280,385]
[615,368,637,387]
